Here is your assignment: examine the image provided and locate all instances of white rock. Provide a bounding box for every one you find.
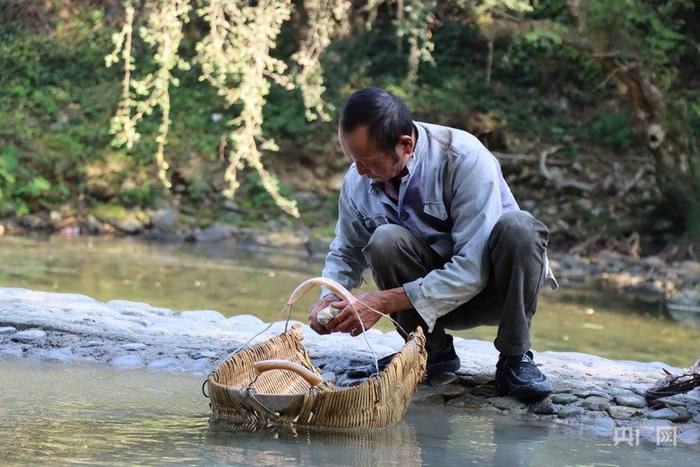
[316,306,338,327]
[147,358,179,369]
[179,310,225,322]
[0,326,16,334]
[12,329,46,342]
[110,355,145,369]
[44,347,73,362]
[122,342,148,351]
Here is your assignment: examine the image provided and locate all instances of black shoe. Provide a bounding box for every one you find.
[494,350,553,403]
[346,346,461,378]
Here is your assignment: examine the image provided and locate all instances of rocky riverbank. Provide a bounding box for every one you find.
[0,287,698,447]
[2,210,700,329]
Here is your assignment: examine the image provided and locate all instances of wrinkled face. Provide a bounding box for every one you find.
[338,125,414,182]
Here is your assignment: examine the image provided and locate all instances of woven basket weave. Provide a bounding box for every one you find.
[206,324,427,429]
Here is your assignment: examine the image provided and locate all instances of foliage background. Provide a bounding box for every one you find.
[0,0,698,256]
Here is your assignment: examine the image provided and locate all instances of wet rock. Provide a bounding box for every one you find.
[110,354,145,369]
[412,386,444,405]
[551,393,579,405]
[647,407,692,423]
[678,427,700,445]
[183,358,210,373]
[488,396,527,411]
[187,223,236,242]
[111,212,147,234]
[44,347,73,362]
[581,396,611,411]
[84,214,102,235]
[572,389,611,400]
[429,371,458,387]
[446,393,484,409]
[606,405,642,420]
[12,329,46,342]
[558,405,584,418]
[439,384,466,400]
[0,326,16,335]
[149,208,179,233]
[147,358,179,369]
[613,394,646,408]
[122,342,147,351]
[530,399,558,415]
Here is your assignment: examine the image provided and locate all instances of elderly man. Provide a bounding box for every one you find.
[308,87,557,402]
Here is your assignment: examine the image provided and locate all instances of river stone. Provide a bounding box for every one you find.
[0,326,16,335]
[647,407,692,423]
[12,329,46,342]
[558,405,584,418]
[44,347,74,362]
[613,394,646,408]
[446,393,484,409]
[429,371,458,387]
[147,358,179,369]
[551,393,579,405]
[572,389,611,400]
[412,386,444,405]
[678,427,700,445]
[606,405,642,420]
[414,393,444,406]
[122,342,147,351]
[195,350,217,359]
[581,396,611,411]
[110,354,145,369]
[488,396,527,411]
[530,400,558,415]
[440,384,466,400]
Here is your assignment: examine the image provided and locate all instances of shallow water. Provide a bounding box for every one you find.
[0,235,698,367]
[0,358,695,466]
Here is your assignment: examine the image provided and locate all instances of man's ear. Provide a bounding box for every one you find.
[397,134,414,155]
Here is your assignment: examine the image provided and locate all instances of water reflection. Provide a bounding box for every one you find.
[1,359,696,466]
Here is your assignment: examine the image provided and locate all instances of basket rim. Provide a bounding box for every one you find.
[208,326,425,397]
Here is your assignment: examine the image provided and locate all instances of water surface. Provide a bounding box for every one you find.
[0,235,697,367]
[0,359,695,466]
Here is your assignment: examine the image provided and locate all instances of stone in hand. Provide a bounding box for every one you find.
[317,305,339,328]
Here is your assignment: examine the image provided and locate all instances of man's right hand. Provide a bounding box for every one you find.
[308,294,342,335]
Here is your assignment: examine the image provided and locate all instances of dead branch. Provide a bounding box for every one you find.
[539,146,594,192]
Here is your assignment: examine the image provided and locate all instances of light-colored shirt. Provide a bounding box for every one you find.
[321,121,555,332]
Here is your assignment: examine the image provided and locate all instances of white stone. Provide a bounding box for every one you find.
[0,326,16,335]
[12,329,46,342]
[110,355,145,369]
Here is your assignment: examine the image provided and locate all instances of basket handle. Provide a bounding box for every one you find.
[253,359,324,387]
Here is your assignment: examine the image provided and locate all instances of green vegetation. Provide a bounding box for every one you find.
[0,1,698,253]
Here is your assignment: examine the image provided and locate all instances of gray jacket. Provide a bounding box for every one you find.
[321,121,556,331]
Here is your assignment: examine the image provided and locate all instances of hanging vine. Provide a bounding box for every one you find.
[196,0,299,216]
[106,0,530,217]
[293,0,351,122]
[106,0,191,189]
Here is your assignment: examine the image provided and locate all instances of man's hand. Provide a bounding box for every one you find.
[326,287,411,336]
[308,294,343,335]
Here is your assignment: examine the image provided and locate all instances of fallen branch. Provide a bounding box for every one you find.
[539,146,594,192]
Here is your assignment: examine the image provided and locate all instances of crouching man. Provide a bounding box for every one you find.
[308,87,558,403]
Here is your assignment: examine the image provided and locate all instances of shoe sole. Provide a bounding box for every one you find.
[426,356,461,377]
[495,379,553,403]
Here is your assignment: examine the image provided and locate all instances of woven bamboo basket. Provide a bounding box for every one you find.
[206,277,428,429]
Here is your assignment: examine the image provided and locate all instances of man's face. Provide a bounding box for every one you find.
[338,125,414,182]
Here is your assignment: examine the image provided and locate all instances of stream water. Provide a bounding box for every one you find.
[0,235,697,367]
[0,358,696,466]
[1,235,699,465]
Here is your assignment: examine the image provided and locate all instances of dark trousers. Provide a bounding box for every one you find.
[362,210,550,358]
